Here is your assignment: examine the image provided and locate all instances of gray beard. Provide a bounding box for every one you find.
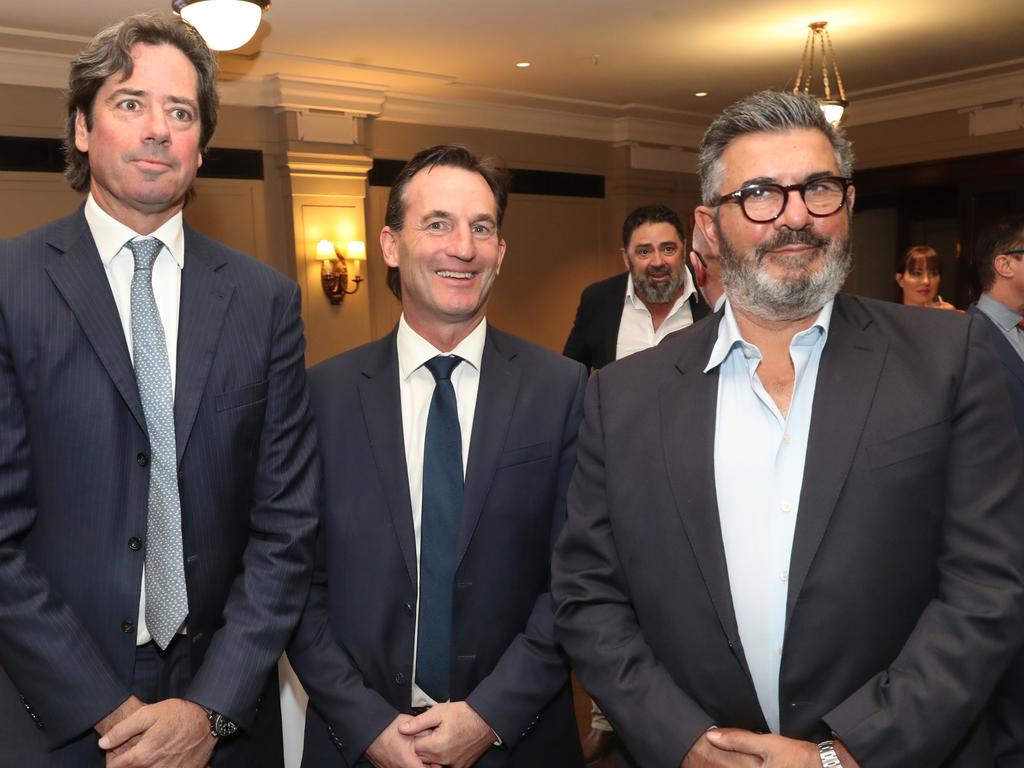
[632,267,687,305]
[718,226,852,322]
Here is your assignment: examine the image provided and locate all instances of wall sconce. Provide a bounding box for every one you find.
[316,240,366,305]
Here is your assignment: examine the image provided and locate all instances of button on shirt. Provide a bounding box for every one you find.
[84,193,184,646]
[614,270,697,361]
[397,315,485,708]
[705,299,833,734]
[977,293,1024,361]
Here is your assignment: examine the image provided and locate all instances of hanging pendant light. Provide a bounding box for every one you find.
[792,21,849,125]
[171,0,270,51]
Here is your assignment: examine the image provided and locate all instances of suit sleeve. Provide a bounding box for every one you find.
[0,263,130,746]
[562,289,594,369]
[286,508,401,764]
[185,283,319,729]
[462,363,588,747]
[823,315,1024,766]
[552,370,716,768]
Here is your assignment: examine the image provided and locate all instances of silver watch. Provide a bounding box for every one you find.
[200,706,238,738]
[818,740,843,768]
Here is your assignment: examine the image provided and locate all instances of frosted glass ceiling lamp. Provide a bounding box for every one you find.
[171,0,270,51]
[792,21,849,126]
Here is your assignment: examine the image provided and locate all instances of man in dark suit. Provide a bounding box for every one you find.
[552,90,1024,768]
[562,205,708,371]
[0,14,318,767]
[287,145,586,768]
[969,214,1024,767]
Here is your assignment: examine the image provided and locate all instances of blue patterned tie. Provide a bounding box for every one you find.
[415,355,463,701]
[128,238,187,650]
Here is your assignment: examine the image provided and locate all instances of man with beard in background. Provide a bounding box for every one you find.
[553,90,1024,768]
[563,205,709,373]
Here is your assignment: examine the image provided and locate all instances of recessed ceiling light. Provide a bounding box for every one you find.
[516,62,531,68]
[695,91,708,97]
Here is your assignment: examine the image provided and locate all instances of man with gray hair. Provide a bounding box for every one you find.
[553,90,1024,768]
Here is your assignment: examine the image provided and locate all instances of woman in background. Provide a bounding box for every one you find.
[895,244,958,310]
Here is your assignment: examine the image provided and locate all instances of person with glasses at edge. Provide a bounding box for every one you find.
[895,244,958,310]
[969,214,1024,768]
[552,89,1024,768]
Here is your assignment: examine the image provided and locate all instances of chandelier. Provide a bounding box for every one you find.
[792,21,849,125]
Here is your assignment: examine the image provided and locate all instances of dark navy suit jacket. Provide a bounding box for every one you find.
[289,326,586,767]
[970,301,1024,768]
[0,209,319,766]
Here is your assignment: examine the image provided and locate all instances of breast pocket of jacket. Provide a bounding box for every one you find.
[497,440,552,469]
[866,419,949,472]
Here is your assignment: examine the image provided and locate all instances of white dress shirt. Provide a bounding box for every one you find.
[396,315,486,707]
[84,193,185,646]
[705,299,833,733]
[615,270,697,361]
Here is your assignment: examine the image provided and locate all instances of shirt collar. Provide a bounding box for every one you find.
[978,292,1023,332]
[624,267,697,313]
[396,315,487,381]
[704,298,834,373]
[84,193,185,269]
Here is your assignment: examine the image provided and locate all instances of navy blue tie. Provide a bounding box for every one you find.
[415,355,463,702]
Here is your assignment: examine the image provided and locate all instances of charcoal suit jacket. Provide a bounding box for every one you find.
[970,301,1024,768]
[553,294,1024,768]
[288,325,586,767]
[0,208,319,766]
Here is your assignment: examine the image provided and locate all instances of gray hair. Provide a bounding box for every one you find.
[697,90,854,206]
[64,12,219,193]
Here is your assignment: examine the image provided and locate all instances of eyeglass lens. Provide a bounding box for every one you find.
[742,178,847,222]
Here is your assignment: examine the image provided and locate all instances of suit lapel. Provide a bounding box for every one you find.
[44,209,147,432]
[785,296,888,629]
[660,321,753,682]
[456,328,520,566]
[358,333,418,585]
[174,225,234,466]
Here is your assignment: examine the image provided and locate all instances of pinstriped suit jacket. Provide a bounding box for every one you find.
[0,208,319,766]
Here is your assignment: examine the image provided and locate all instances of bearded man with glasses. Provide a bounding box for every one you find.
[552,90,1024,768]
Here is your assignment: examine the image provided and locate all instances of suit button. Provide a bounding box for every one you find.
[128,537,143,551]
[121,620,135,634]
[136,452,149,467]
[404,602,414,616]
[394,672,406,684]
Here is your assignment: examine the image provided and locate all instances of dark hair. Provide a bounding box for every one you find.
[621,205,686,249]
[698,90,854,206]
[383,144,510,300]
[64,12,219,193]
[975,215,1024,291]
[896,245,941,274]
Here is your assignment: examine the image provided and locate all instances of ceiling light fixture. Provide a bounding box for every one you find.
[792,21,848,125]
[694,92,708,98]
[171,0,270,51]
[516,62,531,68]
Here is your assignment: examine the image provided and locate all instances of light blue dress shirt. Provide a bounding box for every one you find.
[705,299,834,733]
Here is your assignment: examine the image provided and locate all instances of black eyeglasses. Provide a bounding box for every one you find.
[714,176,853,223]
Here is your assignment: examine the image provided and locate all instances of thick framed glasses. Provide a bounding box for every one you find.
[715,176,853,224]
[1004,248,1024,257]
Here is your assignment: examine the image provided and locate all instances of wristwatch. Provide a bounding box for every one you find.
[818,740,843,768]
[200,706,238,738]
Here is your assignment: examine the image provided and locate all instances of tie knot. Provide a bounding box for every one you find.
[127,237,163,271]
[425,355,462,382]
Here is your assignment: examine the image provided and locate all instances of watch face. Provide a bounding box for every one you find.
[214,714,238,737]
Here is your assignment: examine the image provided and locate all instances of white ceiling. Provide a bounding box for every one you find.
[2,0,1023,136]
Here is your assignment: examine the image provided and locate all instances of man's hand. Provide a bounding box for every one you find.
[95,695,146,736]
[703,729,862,768]
[399,701,495,768]
[682,731,762,767]
[97,698,214,768]
[365,714,427,768]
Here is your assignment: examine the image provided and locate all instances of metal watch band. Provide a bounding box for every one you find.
[201,706,238,738]
[818,740,843,768]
